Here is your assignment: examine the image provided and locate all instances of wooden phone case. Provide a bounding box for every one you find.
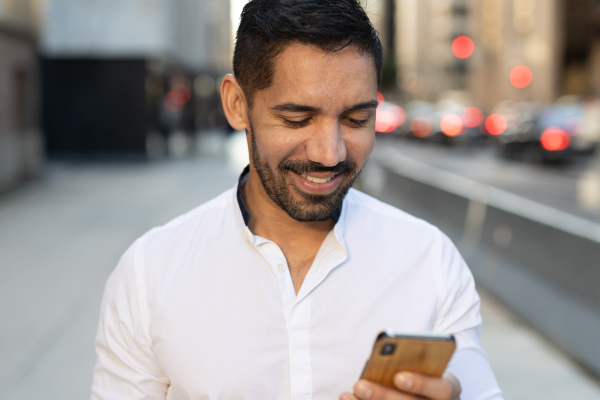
[361,333,456,388]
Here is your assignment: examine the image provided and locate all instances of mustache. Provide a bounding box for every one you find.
[279,159,357,175]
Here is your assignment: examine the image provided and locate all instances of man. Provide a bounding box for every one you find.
[91,1,503,399]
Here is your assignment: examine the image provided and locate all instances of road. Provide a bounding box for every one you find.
[375,135,600,223]
[0,144,599,399]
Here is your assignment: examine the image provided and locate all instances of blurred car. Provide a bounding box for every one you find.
[404,100,435,139]
[375,94,407,135]
[403,99,486,146]
[491,97,600,162]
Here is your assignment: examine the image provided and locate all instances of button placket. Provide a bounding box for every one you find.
[287,290,312,400]
[273,257,295,321]
[294,237,347,307]
[256,241,296,321]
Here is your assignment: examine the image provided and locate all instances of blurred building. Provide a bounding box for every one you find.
[467,0,561,109]
[561,0,600,97]
[394,0,600,110]
[0,0,44,192]
[363,0,398,90]
[40,0,231,157]
[396,0,469,101]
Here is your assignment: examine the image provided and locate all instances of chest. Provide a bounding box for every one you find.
[279,239,327,294]
[149,251,439,400]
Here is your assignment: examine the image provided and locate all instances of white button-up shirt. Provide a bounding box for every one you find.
[91,183,503,400]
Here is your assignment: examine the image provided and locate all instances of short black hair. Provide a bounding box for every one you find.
[233,0,383,108]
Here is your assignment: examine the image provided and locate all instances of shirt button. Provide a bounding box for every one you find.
[276,264,286,273]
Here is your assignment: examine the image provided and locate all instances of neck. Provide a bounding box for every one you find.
[241,166,338,294]
[242,168,335,242]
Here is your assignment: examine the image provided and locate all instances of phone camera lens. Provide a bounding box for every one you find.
[381,343,396,355]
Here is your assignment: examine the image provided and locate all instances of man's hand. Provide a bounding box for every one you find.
[340,371,461,400]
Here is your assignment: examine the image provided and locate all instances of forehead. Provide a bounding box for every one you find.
[257,42,377,108]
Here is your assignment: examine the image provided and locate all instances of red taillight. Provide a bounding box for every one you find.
[390,106,406,126]
[375,106,406,133]
[375,110,399,133]
[164,84,192,112]
[440,114,463,137]
[485,114,507,135]
[541,127,569,151]
[411,117,432,138]
[462,107,483,127]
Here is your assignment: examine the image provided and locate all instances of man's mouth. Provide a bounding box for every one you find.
[299,173,338,184]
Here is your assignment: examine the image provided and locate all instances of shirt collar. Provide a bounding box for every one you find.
[236,165,343,226]
[236,165,252,226]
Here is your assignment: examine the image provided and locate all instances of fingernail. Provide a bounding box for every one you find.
[340,395,353,400]
[395,373,413,390]
[355,381,372,399]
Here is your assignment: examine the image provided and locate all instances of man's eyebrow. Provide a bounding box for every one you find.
[343,100,379,112]
[270,103,321,113]
[270,100,378,113]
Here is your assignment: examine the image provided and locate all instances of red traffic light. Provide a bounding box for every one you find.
[510,65,533,88]
[452,36,474,59]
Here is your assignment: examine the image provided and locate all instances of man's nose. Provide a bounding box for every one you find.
[305,120,347,167]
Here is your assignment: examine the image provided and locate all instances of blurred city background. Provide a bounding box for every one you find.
[1,0,600,399]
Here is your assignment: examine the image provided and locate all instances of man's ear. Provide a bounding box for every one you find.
[221,75,249,131]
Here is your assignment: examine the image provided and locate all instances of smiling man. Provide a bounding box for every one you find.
[91,1,503,399]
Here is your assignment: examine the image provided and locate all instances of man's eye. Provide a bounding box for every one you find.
[347,118,369,127]
[283,118,310,128]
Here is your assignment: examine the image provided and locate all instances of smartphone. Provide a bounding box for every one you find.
[360,331,456,388]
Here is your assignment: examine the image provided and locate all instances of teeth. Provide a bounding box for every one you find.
[301,173,334,183]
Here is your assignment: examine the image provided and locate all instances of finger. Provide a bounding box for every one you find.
[442,372,461,399]
[393,372,460,400]
[340,392,359,400]
[354,379,418,400]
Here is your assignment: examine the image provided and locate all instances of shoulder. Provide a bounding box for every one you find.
[139,187,236,250]
[149,187,235,232]
[342,189,475,320]
[108,187,237,284]
[342,189,463,284]
[343,188,439,238]
[103,187,240,313]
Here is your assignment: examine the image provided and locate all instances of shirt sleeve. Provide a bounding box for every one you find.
[432,229,504,400]
[91,239,169,400]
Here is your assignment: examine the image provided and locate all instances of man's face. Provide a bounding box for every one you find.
[248,43,378,222]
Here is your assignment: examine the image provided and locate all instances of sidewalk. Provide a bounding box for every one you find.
[0,153,598,399]
[479,290,600,399]
[0,157,238,399]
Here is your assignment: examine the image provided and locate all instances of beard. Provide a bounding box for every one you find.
[249,121,361,222]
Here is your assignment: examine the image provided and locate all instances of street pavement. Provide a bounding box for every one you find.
[0,145,599,399]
